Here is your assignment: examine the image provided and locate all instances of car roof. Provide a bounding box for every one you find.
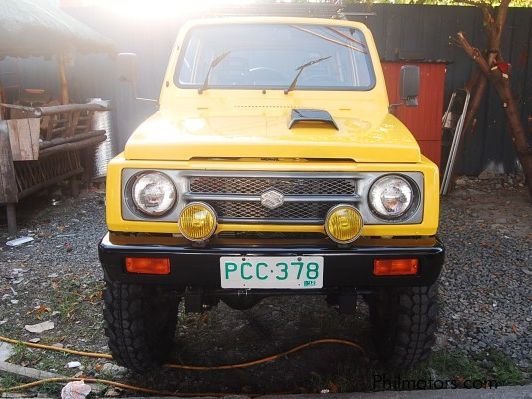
[181,16,368,31]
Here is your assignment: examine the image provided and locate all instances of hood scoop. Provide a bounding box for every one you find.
[289,109,338,130]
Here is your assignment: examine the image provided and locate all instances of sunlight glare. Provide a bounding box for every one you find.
[103,0,256,19]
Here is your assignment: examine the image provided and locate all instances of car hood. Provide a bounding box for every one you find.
[123,109,421,163]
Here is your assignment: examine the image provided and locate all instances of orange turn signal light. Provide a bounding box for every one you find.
[125,257,170,275]
[373,259,419,276]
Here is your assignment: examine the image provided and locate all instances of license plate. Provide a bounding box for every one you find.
[220,256,324,289]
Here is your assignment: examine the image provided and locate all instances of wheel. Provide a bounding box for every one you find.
[103,280,179,372]
[367,283,438,369]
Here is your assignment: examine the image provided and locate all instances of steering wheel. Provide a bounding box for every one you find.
[248,67,286,84]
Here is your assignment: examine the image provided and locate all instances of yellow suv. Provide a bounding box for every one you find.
[99,17,444,372]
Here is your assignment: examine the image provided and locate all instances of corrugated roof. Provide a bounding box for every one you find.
[0,0,115,57]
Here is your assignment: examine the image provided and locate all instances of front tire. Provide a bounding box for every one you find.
[103,280,179,372]
[368,283,438,369]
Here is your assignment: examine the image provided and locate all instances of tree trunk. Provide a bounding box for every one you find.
[462,72,487,135]
[456,30,532,199]
[491,79,532,198]
[454,0,530,199]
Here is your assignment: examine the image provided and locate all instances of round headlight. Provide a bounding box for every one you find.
[178,202,217,241]
[368,175,414,219]
[325,204,363,244]
[131,171,177,216]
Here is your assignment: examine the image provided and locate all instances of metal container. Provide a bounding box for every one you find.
[88,98,116,179]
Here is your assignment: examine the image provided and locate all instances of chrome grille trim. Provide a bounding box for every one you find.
[120,169,424,225]
[183,193,361,203]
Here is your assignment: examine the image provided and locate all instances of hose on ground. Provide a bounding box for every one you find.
[0,335,366,395]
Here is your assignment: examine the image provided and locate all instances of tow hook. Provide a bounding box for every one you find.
[327,290,357,315]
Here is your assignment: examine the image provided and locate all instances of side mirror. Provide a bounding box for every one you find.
[117,53,138,84]
[117,53,157,104]
[399,65,420,107]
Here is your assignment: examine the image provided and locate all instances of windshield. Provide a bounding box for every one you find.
[175,24,375,91]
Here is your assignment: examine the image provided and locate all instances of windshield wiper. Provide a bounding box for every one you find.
[198,50,231,94]
[284,55,331,94]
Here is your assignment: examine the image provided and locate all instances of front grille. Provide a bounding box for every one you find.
[189,176,356,195]
[187,174,359,224]
[217,231,326,239]
[211,201,332,222]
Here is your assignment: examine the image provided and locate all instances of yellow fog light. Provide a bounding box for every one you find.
[325,205,363,244]
[178,202,217,241]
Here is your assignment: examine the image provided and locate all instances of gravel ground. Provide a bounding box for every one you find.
[437,175,531,368]
[0,177,530,394]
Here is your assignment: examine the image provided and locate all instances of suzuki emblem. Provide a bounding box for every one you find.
[261,189,285,210]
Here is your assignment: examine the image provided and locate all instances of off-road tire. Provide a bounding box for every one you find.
[103,280,179,372]
[368,283,438,369]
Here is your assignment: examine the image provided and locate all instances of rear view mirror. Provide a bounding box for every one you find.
[117,53,138,84]
[399,65,420,107]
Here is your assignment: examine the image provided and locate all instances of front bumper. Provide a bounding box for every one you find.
[99,233,444,290]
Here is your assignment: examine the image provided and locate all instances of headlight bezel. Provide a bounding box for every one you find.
[367,173,421,221]
[125,170,178,217]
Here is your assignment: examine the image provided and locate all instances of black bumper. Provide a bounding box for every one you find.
[99,233,444,290]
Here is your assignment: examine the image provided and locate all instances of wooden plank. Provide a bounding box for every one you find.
[7,120,21,161]
[52,126,67,135]
[66,110,81,137]
[0,103,109,117]
[0,360,64,380]
[81,110,95,134]
[9,108,34,119]
[18,167,84,199]
[7,118,40,161]
[29,119,40,160]
[0,103,39,116]
[38,103,108,116]
[43,113,56,141]
[40,129,105,149]
[38,134,106,158]
[0,121,18,203]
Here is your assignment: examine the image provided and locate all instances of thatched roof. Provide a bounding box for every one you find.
[0,0,115,57]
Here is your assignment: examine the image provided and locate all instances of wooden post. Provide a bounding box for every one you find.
[58,54,69,105]
[0,81,4,120]
[0,121,18,236]
[6,203,17,236]
[70,178,80,197]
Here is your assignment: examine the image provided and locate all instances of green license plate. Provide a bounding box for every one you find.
[220,256,324,289]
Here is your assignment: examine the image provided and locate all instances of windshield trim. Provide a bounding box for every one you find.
[172,23,376,92]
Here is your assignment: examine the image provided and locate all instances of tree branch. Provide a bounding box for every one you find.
[495,0,511,38]
[456,32,491,75]
[453,0,494,21]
